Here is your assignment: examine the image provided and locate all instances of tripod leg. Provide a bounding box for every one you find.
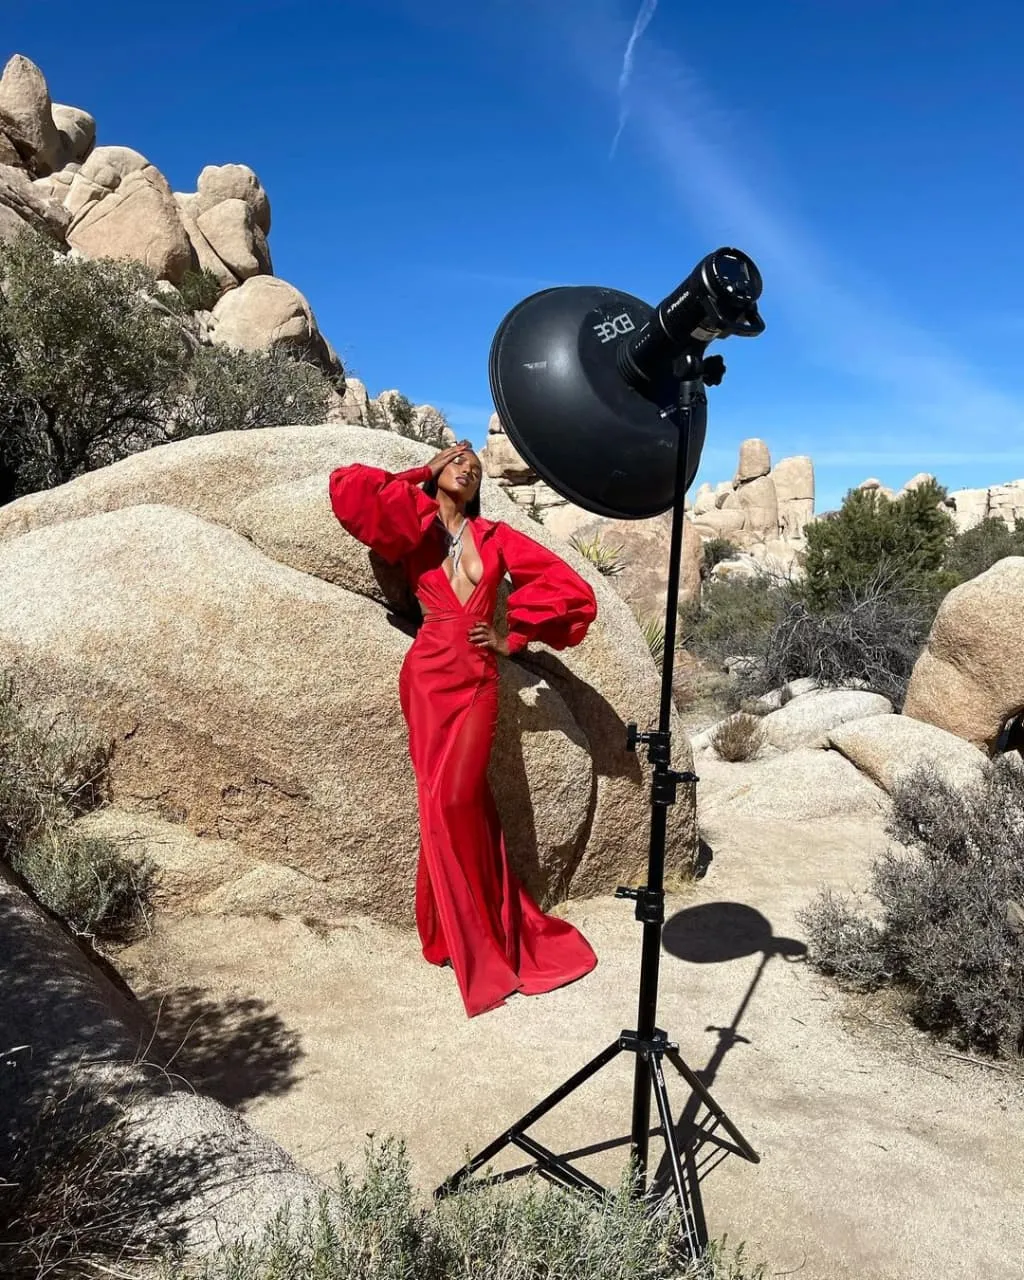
[665,1049,760,1164]
[435,1039,624,1198]
[649,1054,705,1259]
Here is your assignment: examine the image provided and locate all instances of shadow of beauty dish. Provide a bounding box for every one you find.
[654,903,807,1231]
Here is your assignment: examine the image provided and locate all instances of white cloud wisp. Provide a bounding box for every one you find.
[609,0,658,158]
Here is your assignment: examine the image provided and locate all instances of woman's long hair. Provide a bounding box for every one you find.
[422,473,482,518]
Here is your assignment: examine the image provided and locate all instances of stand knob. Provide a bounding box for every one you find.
[625,722,639,752]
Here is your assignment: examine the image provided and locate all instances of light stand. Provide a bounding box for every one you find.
[436,363,758,1258]
[435,249,766,1258]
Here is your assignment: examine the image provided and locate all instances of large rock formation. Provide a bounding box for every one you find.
[690,440,815,578]
[64,146,193,285]
[0,54,349,398]
[902,556,1024,751]
[943,481,1024,533]
[479,423,816,611]
[0,425,695,927]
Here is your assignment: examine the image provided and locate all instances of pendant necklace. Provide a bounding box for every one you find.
[439,515,467,576]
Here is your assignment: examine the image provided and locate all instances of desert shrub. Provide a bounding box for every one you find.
[569,531,627,576]
[801,480,955,610]
[799,760,1024,1057]
[366,391,421,437]
[0,232,185,499]
[944,516,1024,584]
[181,1136,764,1280]
[388,392,415,431]
[177,266,223,314]
[701,537,738,574]
[709,714,766,763]
[0,674,152,941]
[0,231,332,503]
[170,344,331,437]
[680,575,787,671]
[12,828,154,941]
[750,571,934,708]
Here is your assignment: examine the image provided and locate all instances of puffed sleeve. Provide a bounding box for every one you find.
[498,523,598,655]
[328,463,437,564]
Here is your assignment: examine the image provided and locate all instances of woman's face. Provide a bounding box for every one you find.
[438,449,482,504]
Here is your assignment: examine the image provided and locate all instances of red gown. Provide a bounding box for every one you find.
[329,462,599,1017]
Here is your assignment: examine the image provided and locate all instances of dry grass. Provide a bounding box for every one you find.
[0,1068,184,1280]
[709,714,766,763]
[0,674,153,943]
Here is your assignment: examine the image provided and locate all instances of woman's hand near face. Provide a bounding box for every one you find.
[426,441,473,479]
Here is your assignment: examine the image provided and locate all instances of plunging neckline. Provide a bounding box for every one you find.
[438,517,483,609]
[440,563,483,610]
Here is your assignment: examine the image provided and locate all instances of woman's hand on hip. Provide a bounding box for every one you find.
[469,621,509,656]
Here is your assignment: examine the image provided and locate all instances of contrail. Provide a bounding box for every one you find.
[610,0,658,157]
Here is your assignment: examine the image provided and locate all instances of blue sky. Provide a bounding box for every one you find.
[5,0,1024,512]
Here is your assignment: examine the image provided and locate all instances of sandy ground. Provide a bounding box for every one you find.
[121,810,1024,1280]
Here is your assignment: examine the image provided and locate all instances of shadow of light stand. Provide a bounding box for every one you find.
[653,902,807,1235]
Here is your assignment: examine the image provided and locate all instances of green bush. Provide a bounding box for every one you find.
[944,516,1024,585]
[170,344,331,437]
[177,267,223,313]
[0,233,185,499]
[0,231,332,503]
[180,1136,764,1280]
[0,674,152,942]
[801,480,955,610]
[680,576,787,670]
[388,392,415,431]
[799,760,1024,1058]
[701,537,739,574]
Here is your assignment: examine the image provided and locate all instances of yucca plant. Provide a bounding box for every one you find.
[569,532,627,577]
[637,615,666,671]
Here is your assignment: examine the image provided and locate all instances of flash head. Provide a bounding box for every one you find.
[618,248,764,389]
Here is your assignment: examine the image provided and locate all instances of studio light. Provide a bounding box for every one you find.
[488,248,763,519]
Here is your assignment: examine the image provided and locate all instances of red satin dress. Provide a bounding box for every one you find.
[329,462,599,1017]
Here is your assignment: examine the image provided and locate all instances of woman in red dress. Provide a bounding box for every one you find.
[329,442,599,1017]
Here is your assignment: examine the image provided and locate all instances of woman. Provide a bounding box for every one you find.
[329,441,599,1017]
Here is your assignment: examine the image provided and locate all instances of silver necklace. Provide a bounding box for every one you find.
[438,515,468,575]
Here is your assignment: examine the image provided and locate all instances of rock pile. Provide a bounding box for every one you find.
[689,439,814,577]
[481,418,814,604]
[854,472,1024,534]
[0,53,456,433]
[943,481,1024,532]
